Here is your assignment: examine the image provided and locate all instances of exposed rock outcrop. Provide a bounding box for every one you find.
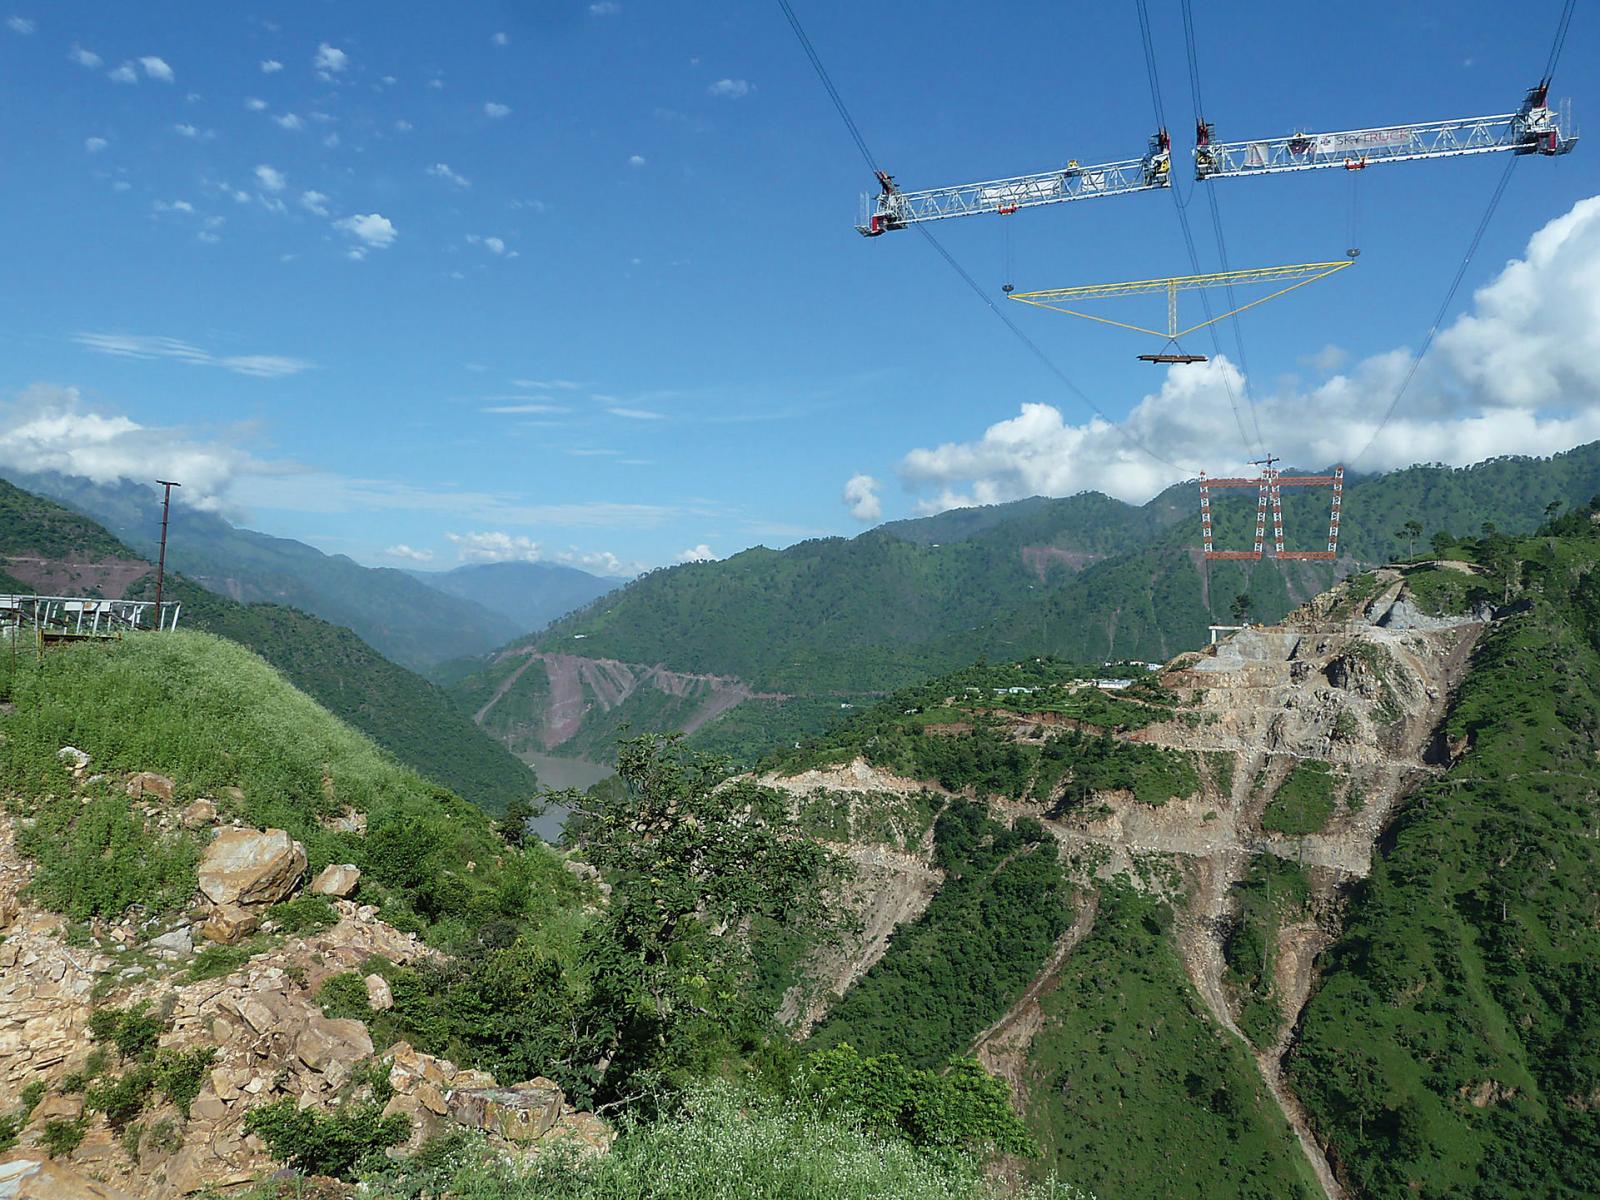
[196,828,307,908]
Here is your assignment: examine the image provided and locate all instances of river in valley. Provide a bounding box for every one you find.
[521,751,615,843]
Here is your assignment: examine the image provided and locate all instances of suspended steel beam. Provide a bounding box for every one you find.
[858,130,1173,236]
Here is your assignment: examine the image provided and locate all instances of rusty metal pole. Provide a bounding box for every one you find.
[152,480,180,631]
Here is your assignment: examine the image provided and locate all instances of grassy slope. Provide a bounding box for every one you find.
[0,630,575,943]
[1287,528,1600,1199]
[1027,886,1322,1200]
[0,478,536,811]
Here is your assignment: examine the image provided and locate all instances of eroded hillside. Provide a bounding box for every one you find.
[761,564,1498,1199]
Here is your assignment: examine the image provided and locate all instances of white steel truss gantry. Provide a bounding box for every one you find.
[858,131,1173,235]
[1194,86,1576,180]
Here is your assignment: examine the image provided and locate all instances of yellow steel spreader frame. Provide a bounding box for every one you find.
[1008,260,1354,341]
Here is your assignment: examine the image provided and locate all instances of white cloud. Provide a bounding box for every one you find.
[0,387,252,509]
[492,31,509,46]
[313,42,348,76]
[895,195,1600,512]
[481,402,570,414]
[384,543,433,562]
[842,473,882,522]
[1300,344,1349,373]
[152,199,195,215]
[512,379,582,391]
[484,236,505,255]
[172,123,198,138]
[677,544,717,563]
[84,136,108,153]
[628,154,646,168]
[299,190,330,217]
[260,58,283,73]
[590,2,621,13]
[139,56,173,82]
[7,15,34,34]
[245,97,268,112]
[445,532,635,576]
[274,113,304,131]
[393,119,413,132]
[483,101,511,119]
[254,164,286,191]
[75,332,314,378]
[108,62,138,84]
[336,212,397,251]
[426,162,469,188]
[69,46,101,68]
[707,78,751,99]
[322,132,340,149]
[608,407,665,420]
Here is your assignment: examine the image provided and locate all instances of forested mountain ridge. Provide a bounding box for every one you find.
[754,511,1600,1198]
[4,471,523,671]
[0,478,537,811]
[456,446,1600,765]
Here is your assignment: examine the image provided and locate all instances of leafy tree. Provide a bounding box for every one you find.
[572,735,846,1097]
[1229,592,1252,624]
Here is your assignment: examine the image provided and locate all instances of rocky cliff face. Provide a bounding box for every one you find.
[0,787,607,1197]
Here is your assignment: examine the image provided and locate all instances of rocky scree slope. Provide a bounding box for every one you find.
[758,565,1493,1200]
[0,801,606,1198]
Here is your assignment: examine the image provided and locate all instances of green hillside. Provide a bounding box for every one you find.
[458,447,1600,766]
[7,471,522,670]
[0,630,565,943]
[1287,516,1600,1198]
[0,478,537,812]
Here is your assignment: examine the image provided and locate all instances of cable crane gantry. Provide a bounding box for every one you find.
[857,129,1173,236]
[1194,83,1577,179]
[1008,259,1354,363]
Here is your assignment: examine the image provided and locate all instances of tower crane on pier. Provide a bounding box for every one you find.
[857,129,1173,236]
[1193,82,1576,180]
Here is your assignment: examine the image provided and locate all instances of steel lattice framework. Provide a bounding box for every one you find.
[1194,87,1576,180]
[1199,465,1343,561]
[1008,260,1352,341]
[857,131,1172,235]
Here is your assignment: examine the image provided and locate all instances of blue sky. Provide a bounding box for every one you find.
[1,1,1596,575]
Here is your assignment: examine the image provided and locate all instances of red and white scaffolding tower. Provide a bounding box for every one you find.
[1198,460,1343,561]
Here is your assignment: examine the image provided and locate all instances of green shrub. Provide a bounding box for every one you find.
[269,893,338,935]
[184,940,265,983]
[366,1084,1087,1200]
[88,1002,165,1061]
[244,1097,409,1180]
[155,1046,216,1118]
[1261,761,1337,835]
[41,1116,87,1159]
[0,1081,47,1154]
[86,1064,156,1129]
[798,1044,1033,1155]
[317,972,372,1021]
[17,795,199,921]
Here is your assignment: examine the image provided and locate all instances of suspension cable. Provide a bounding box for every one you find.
[1349,155,1519,466]
[1139,0,1265,457]
[1543,0,1577,81]
[774,0,1187,473]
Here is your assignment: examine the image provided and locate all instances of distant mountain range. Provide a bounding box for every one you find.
[0,477,538,811]
[3,472,616,671]
[452,445,1600,765]
[406,561,618,635]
